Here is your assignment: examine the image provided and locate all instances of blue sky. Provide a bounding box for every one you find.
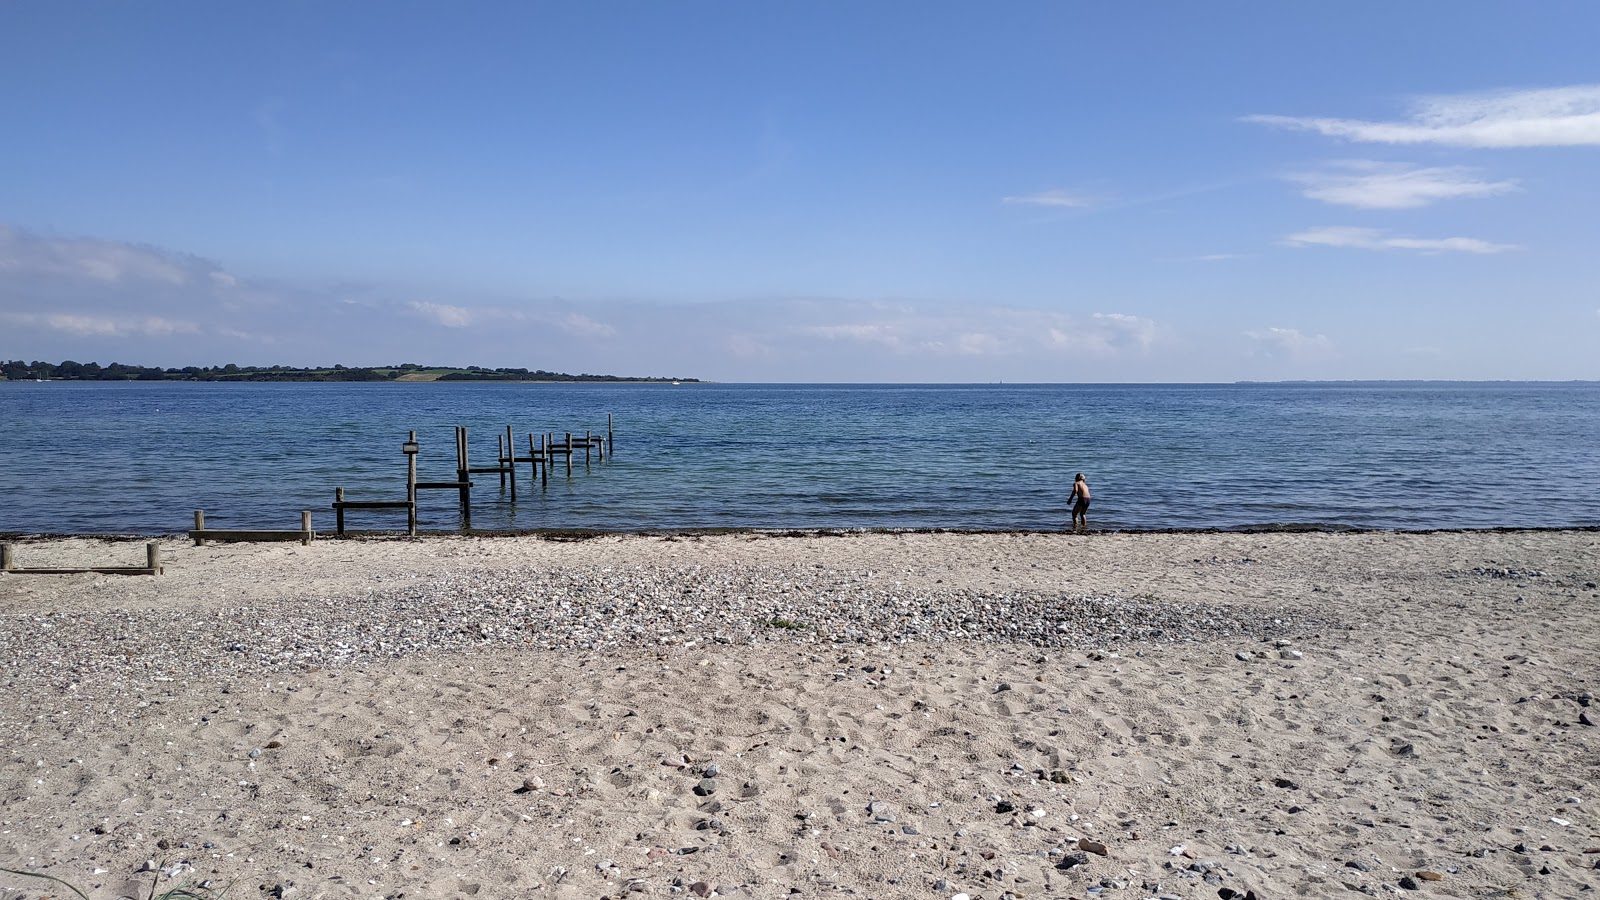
[2,2,1597,382]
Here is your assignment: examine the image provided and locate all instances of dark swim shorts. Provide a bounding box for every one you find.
[1073,498,1091,513]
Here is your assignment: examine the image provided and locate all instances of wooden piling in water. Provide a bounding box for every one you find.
[505,425,516,502]
[609,413,614,454]
[527,433,547,488]
[456,426,472,527]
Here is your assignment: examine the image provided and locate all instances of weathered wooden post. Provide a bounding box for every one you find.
[455,426,468,508]
[565,432,573,476]
[335,487,346,535]
[608,413,614,454]
[300,510,313,546]
[505,425,516,502]
[404,431,419,536]
[193,509,206,546]
[1,544,14,572]
[539,434,548,488]
[456,426,472,528]
[585,431,593,466]
[145,542,162,575]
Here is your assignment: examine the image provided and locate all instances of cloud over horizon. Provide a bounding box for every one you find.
[0,226,1182,381]
[1246,84,1600,148]
[1245,326,1336,361]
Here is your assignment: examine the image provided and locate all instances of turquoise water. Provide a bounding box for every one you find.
[1,381,1597,534]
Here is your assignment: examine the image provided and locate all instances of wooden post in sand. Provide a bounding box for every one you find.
[301,511,313,545]
[146,542,162,575]
[1,544,14,572]
[335,488,346,534]
[193,509,206,545]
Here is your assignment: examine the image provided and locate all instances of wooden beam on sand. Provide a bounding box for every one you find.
[191,509,314,546]
[1,542,162,576]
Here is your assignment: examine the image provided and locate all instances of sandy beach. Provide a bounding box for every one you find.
[1,529,1597,900]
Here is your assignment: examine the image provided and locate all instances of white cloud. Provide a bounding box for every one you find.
[0,225,200,285]
[1002,189,1096,208]
[1288,161,1517,209]
[1043,313,1157,355]
[1284,226,1516,254]
[407,300,474,328]
[0,311,201,337]
[956,332,1005,355]
[559,312,616,338]
[795,307,1159,360]
[800,323,904,348]
[1246,84,1600,148]
[1091,312,1157,351]
[1245,326,1335,361]
[1193,253,1242,262]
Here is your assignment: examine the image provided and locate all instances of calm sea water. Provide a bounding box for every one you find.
[1,381,1597,534]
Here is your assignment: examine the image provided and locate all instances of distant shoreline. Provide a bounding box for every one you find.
[2,359,699,383]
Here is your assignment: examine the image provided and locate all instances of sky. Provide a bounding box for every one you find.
[1,2,1597,382]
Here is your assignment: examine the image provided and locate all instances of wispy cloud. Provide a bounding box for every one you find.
[1287,161,1517,209]
[1284,226,1516,255]
[406,300,474,328]
[0,225,201,285]
[1245,326,1335,361]
[800,323,904,348]
[798,307,1159,360]
[559,312,616,338]
[1002,189,1096,208]
[1246,84,1600,148]
[0,311,201,337]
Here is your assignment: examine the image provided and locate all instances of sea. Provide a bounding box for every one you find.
[1,381,1597,535]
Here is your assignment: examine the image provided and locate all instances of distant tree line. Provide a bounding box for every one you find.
[434,366,696,383]
[2,359,697,383]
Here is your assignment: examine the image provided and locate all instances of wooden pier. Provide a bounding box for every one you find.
[327,417,614,535]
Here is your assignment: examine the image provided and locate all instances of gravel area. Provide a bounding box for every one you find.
[0,564,1329,697]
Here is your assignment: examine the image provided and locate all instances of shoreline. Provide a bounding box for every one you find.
[4,523,1599,543]
[2,530,1597,898]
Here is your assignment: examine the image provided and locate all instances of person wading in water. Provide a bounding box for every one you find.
[1069,473,1091,533]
